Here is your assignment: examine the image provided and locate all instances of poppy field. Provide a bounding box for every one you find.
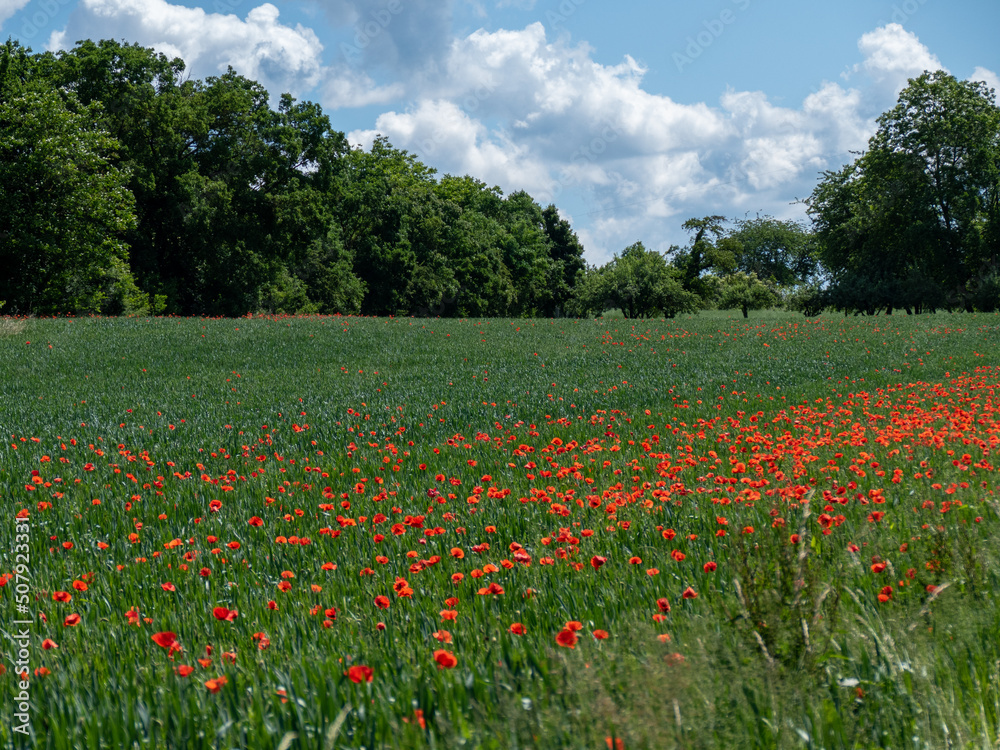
[2,312,999,749]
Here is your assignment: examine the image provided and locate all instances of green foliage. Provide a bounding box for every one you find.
[809,71,1000,314]
[2,313,1000,749]
[715,271,781,318]
[729,215,820,286]
[573,242,701,318]
[0,90,140,314]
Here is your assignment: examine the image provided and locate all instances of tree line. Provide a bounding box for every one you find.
[1,39,997,317]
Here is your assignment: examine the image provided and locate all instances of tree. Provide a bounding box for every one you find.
[729,215,819,285]
[0,91,141,314]
[672,216,737,301]
[716,272,781,318]
[577,242,700,318]
[808,71,1000,313]
[542,205,586,316]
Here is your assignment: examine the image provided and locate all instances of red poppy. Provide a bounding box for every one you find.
[248,516,264,527]
[434,649,458,669]
[161,582,176,592]
[41,639,58,650]
[72,580,88,592]
[656,598,671,613]
[703,561,717,572]
[212,606,238,621]
[440,609,458,621]
[175,665,194,677]
[564,621,584,631]
[52,591,72,603]
[267,600,278,610]
[593,630,609,640]
[205,675,228,693]
[199,568,211,577]
[509,623,526,635]
[682,587,698,599]
[591,555,607,570]
[432,630,452,643]
[63,614,81,627]
[151,632,178,649]
[374,595,391,609]
[556,629,578,649]
[346,665,374,683]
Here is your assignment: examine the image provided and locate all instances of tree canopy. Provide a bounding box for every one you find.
[808,71,1000,314]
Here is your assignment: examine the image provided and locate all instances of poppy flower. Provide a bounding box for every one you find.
[346,665,374,683]
[198,658,212,668]
[277,581,292,592]
[564,621,583,631]
[656,598,671,613]
[175,665,194,677]
[212,606,238,621]
[151,632,178,649]
[509,623,526,635]
[703,561,717,573]
[267,600,278,610]
[199,568,211,577]
[52,591,71,603]
[432,630,452,643]
[161,582,176,592]
[205,675,228,693]
[72,580,88,592]
[591,555,607,570]
[374,595,391,609]
[682,587,698,599]
[248,516,263,527]
[63,614,81,627]
[555,629,578,649]
[593,630,609,640]
[433,649,458,669]
[439,609,458,621]
[42,639,58,650]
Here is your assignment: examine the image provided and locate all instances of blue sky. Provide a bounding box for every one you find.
[3,0,998,264]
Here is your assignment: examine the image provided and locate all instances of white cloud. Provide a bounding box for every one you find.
[0,0,30,31]
[855,23,945,95]
[47,0,326,99]
[349,22,867,261]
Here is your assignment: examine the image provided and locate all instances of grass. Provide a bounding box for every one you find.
[1,310,999,749]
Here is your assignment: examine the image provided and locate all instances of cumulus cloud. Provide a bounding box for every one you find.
[47,0,325,98]
[350,21,879,261]
[0,0,30,31]
[854,23,945,97]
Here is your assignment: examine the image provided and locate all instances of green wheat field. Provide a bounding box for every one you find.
[1,311,999,749]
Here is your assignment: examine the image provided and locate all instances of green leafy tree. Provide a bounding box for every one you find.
[672,216,737,301]
[579,242,699,318]
[729,215,820,285]
[716,272,781,318]
[542,205,586,316]
[809,71,1000,313]
[0,91,141,314]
